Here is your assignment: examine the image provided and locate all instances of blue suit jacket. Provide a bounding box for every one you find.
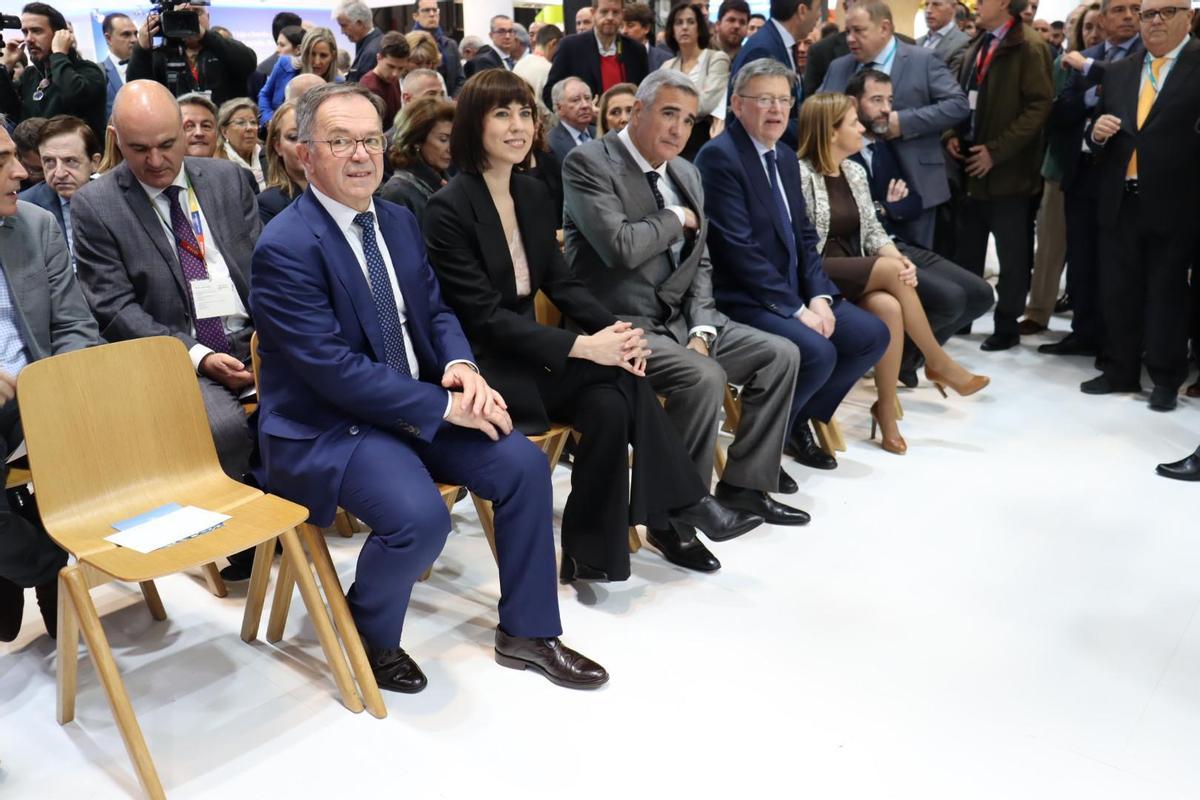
[17,182,67,242]
[695,119,839,320]
[249,189,474,525]
[103,57,121,121]
[849,138,924,240]
[728,21,800,147]
[820,41,969,209]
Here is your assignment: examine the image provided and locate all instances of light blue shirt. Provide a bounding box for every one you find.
[60,196,74,268]
[1138,36,1187,96]
[0,255,30,376]
[862,36,898,75]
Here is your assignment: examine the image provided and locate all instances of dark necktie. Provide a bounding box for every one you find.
[163,185,229,353]
[504,56,515,69]
[119,58,129,66]
[353,211,412,376]
[645,170,666,210]
[1104,44,1124,62]
[763,151,797,266]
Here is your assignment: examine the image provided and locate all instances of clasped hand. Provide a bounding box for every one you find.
[573,321,650,376]
[798,297,836,338]
[442,362,512,441]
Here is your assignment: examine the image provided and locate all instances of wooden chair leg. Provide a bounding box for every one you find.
[276,528,363,714]
[266,549,295,644]
[894,395,904,420]
[241,537,277,643]
[201,562,227,598]
[470,493,499,564]
[56,570,80,725]
[138,581,166,622]
[713,442,727,479]
[62,566,166,800]
[627,526,641,553]
[826,418,847,452]
[298,524,386,719]
[333,510,355,538]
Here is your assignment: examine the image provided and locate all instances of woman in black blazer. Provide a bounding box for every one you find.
[423,71,759,582]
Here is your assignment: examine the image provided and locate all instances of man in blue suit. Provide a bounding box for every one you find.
[819,0,970,248]
[100,13,136,122]
[728,0,821,149]
[250,83,607,694]
[698,59,889,470]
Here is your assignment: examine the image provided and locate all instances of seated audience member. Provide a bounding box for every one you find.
[251,81,609,692]
[844,69,992,385]
[697,61,887,469]
[597,82,637,134]
[548,78,596,164]
[258,101,307,225]
[260,27,339,124]
[425,71,761,579]
[401,68,447,110]
[72,81,259,484]
[459,35,485,63]
[96,128,123,172]
[542,0,650,110]
[1157,444,1200,482]
[12,117,47,190]
[17,114,101,265]
[358,32,411,128]
[405,30,444,73]
[179,92,220,157]
[379,97,453,224]
[563,71,807,525]
[248,12,303,101]
[334,0,383,82]
[216,98,265,191]
[285,73,327,103]
[516,118,565,215]
[0,119,100,642]
[796,92,988,452]
[662,2,731,159]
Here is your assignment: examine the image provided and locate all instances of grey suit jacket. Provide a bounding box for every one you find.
[0,202,99,362]
[71,158,260,355]
[561,131,727,344]
[918,26,971,74]
[820,40,969,210]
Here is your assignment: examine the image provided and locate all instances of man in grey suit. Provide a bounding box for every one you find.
[563,71,807,526]
[72,81,258,483]
[820,0,970,249]
[918,0,972,73]
[0,119,101,641]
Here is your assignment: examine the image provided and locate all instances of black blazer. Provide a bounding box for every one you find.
[542,32,649,110]
[258,185,299,226]
[464,44,506,78]
[1091,38,1200,233]
[423,172,617,431]
[849,138,925,239]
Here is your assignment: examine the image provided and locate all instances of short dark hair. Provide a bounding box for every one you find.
[21,3,67,31]
[624,2,655,30]
[820,21,838,37]
[451,69,535,175]
[717,0,752,21]
[278,25,305,50]
[390,96,455,169]
[12,117,48,155]
[844,67,891,100]
[769,0,813,23]
[272,11,303,41]
[37,114,101,158]
[101,12,130,36]
[1050,20,1064,30]
[535,23,563,48]
[379,30,411,59]
[1007,0,1029,17]
[750,12,767,21]
[665,3,711,52]
[955,2,970,20]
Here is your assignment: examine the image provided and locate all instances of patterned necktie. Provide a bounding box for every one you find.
[763,151,797,264]
[645,170,666,210]
[353,210,412,376]
[1127,56,1167,179]
[577,129,591,145]
[163,185,229,353]
[924,33,940,49]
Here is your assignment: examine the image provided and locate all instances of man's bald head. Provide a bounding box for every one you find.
[110,79,182,133]
[286,73,327,103]
[109,80,187,189]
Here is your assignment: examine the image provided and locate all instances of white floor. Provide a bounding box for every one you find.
[1,317,1197,800]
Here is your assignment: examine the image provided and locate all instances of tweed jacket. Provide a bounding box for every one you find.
[797,157,892,257]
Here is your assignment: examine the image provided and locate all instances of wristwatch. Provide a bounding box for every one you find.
[690,331,716,350]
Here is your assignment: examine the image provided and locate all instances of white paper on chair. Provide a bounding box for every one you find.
[105,505,231,554]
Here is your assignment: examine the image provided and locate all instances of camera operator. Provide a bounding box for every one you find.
[126,0,256,107]
[0,4,106,140]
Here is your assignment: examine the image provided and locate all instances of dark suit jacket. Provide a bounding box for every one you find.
[257,185,299,226]
[126,32,257,108]
[248,54,279,103]
[250,190,474,525]
[542,32,649,110]
[648,44,673,71]
[465,44,507,78]
[803,30,849,96]
[548,122,595,166]
[102,57,122,121]
[849,137,925,239]
[1091,37,1200,233]
[16,182,66,243]
[695,119,840,321]
[423,173,615,431]
[729,21,801,147]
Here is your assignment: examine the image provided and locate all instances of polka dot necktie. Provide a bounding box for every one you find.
[353,211,412,376]
[164,185,229,354]
[645,170,666,210]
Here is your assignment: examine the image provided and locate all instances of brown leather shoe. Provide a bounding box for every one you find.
[1186,381,1200,399]
[1018,319,1047,335]
[494,628,609,689]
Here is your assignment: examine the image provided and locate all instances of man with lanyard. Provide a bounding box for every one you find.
[944,0,1052,351]
[542,0,650,110]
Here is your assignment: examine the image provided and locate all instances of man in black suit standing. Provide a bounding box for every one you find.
[464,15,516,77]
[542,0,649,110]
[1080,0,1200,411]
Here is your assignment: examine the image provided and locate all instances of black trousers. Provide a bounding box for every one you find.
[898,240,995,344]
[955,195,1036,338]
[1064,173,1104,346]
[0,403,67,588]
[1098,191,1193,390]
[539,360,705,581]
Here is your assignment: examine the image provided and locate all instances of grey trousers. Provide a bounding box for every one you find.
[198,375,254,480]
[643,321,798,493]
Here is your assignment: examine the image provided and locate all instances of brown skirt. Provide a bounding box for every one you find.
[822,255,880,302]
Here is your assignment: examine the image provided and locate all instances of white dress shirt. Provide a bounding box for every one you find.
[107,52,128,83]
[139,168,250,371]
[594,31,619,57]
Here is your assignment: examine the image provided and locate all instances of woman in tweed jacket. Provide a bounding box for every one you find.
[797,93,989,453]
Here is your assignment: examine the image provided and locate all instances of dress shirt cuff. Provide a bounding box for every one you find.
[666,205,687,227]
[445,359,478,373]
[1082,57,1094,75]
[443,391,455,419]
[190,343,214,374]
[688,325,718,339]
[442,359,479,419]
[813,295,833,306]
[791,304,807,318]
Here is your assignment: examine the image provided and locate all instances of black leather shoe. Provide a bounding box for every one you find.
[1156,448,1200,481]
[559,555,609,584]
[898,366,919,389]
[1038,333,1098,356]
[1149,386,1178,412]
[669,495,762,542]
[777,468,798,495]
[784,420,837,470]
[219,546,257,582]
[35,578,57,639]
[713,481,810,526]
[494,628,609,689]
[645,524,721,572]
[1080,374,1141,395]
[1054,293,1073,313]
[981,333,1020,351]
[0,575,24,643]
[366,644,428,693]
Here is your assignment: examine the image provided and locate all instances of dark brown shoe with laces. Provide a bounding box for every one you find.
[494,628,609,689]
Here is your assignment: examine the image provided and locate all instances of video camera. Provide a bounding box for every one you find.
[152,0,201,41]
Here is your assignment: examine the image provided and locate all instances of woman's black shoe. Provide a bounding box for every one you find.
[559,555,609,583]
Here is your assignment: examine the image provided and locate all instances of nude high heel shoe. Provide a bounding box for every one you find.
[869,401,907,455]
[924,365,990,398]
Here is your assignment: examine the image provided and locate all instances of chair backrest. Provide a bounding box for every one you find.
[250,331,262,390]
[17,337,230,555]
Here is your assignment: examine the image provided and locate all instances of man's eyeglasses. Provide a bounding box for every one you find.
[305,136,387,157]
[1139,5,1188,21]
[738,94,796,109]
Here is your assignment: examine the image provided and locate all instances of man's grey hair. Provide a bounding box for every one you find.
[296,82,380,141]
[635,70,699,107]
[551,76,591,109]
[460,34,485,54]
[177,91,218,118]
[490,14,512,30]
[731,58,796,97]
[402,68,446,93]
[332,0,372,26]
[513,22,531,48]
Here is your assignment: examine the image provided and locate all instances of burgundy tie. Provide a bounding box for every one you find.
[164,185,229,353]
